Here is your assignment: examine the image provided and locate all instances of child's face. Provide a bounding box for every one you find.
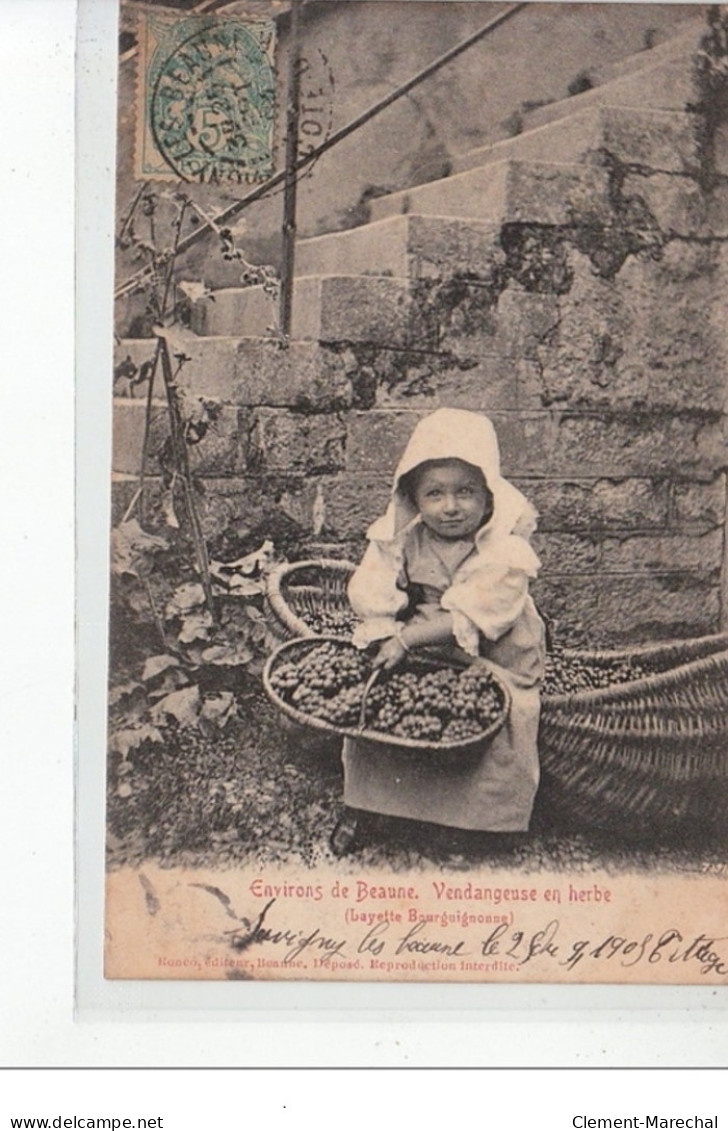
[413,460,490,541]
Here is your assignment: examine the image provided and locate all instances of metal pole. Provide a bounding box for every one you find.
[116,2,526,298]
[280,0,303,338]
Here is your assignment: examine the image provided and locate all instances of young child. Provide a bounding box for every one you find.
[331,408,546,854]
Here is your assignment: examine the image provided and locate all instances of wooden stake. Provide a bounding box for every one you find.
[158,336,217,622]
[280,0,303,339]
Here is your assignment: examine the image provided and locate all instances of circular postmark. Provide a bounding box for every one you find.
[150,20,276,185]
[294,48,335,171]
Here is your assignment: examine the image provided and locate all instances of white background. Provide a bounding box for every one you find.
[1,0,727,1112]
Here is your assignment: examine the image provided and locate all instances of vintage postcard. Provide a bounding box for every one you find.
[105,0,728,985]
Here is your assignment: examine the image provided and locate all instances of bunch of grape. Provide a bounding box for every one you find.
[269,641,369,726]
[306,608,359,637]
[543,648,650,697]
[270,641,505,744]
[441,718,483,743]
[366,665,504,743]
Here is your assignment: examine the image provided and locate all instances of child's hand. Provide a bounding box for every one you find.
[373,636,408,670]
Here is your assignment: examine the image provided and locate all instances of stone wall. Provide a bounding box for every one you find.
[116,0,697,309]
[113,4,728,648]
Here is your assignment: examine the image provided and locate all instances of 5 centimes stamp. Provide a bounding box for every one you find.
[135,11,276,184]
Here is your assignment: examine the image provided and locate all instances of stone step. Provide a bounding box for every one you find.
[505,15,704,153]
[578,13,702,85]
[451,105,699,178]
[114,334,242,398]
[367,159,610,226]
[190,275,417,343]
[115,334,363,409]
[190,286,279,337]
[111,394,246,477]
[112,396,167,476]
[524,43,698,135]
[295,214,499,280]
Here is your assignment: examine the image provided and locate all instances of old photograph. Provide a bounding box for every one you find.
[105,0,728,984]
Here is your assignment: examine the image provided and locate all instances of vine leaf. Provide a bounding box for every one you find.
[165,582,206,619]
[177,280,213,304]
[108,680,145,707]
[150,684,201,728]
[109,724,164,759]
[198,692,236,736]
[177,610,214,644]
[111,520,168,578]
[141,654,180,682]
[226,577,264,598]
[201,642,253,667]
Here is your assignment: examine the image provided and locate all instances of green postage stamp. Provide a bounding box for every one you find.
[135,10,276,183]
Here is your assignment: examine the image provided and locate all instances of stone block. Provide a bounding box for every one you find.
[600,530,724,573]
[713,123,728,179]
[250,409,346,474]
[191,287,278,337]
[185,405,248,477]
[296,214,501,281]
[113,339,157,396]
[672,476,726,529]
[232,340,355,411]
[368,159,611,227]
[113,397,248,477]
[492,414,557,477]
[168,334,242,401]
[594,573,721,643]
[526,247,728,413]
[346,410,425,472]
[192,276,428,347]
[316,474,393,539]
[487,291,561,361]
[199,476,327,551]
[426,283,560,362]
[530,575,600,647]
[549,413,726,479]
[418,355,530,412]
[359,349,525,411]
[534,571,721,647]
[704,185,728,239]
[309,276,424,347]
[405,216,504,281]
[599,108,699,176]
[114,333,250,405]
[521,476,671,531]
[621,172,708,238]
[531,532,600,572]
[112,398,168,476]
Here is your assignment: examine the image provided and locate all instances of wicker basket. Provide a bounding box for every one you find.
[539,641,728,830]
[264,559,358,641]
[263,558,728,829]
[262,636,511,763]
[544,633,728,706]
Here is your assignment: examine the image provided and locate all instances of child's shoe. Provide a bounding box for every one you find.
[329,808,362,856]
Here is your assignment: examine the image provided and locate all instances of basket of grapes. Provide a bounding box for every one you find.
[264,559,359,641]
[263,637,511,759]
[539,632,728,830]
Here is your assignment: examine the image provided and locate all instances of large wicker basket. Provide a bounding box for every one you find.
[262,636,511,764]
[264,559,728,830]
[539,635,728,832]
[264,559,358,641]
